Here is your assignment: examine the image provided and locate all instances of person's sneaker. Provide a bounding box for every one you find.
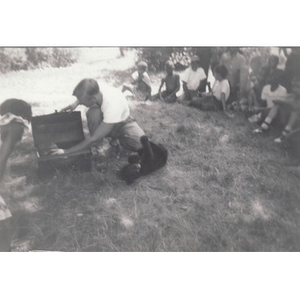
[274,130,289,143]
[253,128,264,133]
[274,136,283,143]
[274,134,288,143]
[253,121,270,133]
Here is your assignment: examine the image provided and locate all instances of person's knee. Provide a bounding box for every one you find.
[118,123,145,151]
[268,105,280,119]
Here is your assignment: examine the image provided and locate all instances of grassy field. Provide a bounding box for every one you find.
[1,48,300,252]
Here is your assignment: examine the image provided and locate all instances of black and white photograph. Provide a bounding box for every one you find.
[1,1,299,299]
[1,46,299,252]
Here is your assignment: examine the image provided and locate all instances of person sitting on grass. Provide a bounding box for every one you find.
[189,65,233,117]
[0,98,32,252]
[122,61,152,101]
[272,76,300,143]
[178,55,207,101]
[152,60,180,103]
[253,70,288,133]
[51,79,145,158]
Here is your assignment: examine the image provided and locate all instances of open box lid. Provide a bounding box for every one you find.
[31,111,85,150]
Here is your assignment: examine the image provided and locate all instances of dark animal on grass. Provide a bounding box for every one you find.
[120,135,168,184]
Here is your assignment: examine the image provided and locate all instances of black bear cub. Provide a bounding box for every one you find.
[120,135,168,184]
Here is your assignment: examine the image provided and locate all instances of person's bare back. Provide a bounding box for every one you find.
[165,73,180,94]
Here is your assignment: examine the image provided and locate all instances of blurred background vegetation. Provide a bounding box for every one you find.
[0,46,274,74]
[0,48,79,73]
[137,47,271,71]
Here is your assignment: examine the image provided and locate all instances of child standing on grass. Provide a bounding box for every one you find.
[178,55,207,101]
[189,65,233,117]
[153,60,180,103]
[0,98,32,251]
[122,61,152,100]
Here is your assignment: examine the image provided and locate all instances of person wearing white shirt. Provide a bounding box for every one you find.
[261,83,287,108]
[179,55,207,101]
[122,61,152,100]
[54,79,145,156]
[189,65,233,117]
[253,70,288,134]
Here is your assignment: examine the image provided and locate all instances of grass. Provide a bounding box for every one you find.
[1,48,300,251]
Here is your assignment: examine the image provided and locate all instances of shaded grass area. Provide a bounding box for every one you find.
[3,101,300,252]
[1,55,300,251]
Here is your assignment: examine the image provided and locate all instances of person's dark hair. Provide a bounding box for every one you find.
[0,98,32,122]
[214,64,228,79]
[72,78,100,98]
[271,69,284,82]
[137,61,148,71]
[165,60,175,69]
[268,55,279,65]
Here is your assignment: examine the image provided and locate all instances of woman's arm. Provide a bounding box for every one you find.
[197,79,207,93]
[158,79,165,100]
[158,78,165,95]
[182,82,190,99]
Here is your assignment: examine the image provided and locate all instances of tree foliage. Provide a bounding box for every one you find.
[0,48,78,74]
[138,47,272,71]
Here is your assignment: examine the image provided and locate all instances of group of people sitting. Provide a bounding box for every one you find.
[123,47,300,144]
[1,47,300,251]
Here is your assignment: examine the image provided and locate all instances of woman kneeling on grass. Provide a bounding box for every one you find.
[0,98,32,251]
[189,65,233,117]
